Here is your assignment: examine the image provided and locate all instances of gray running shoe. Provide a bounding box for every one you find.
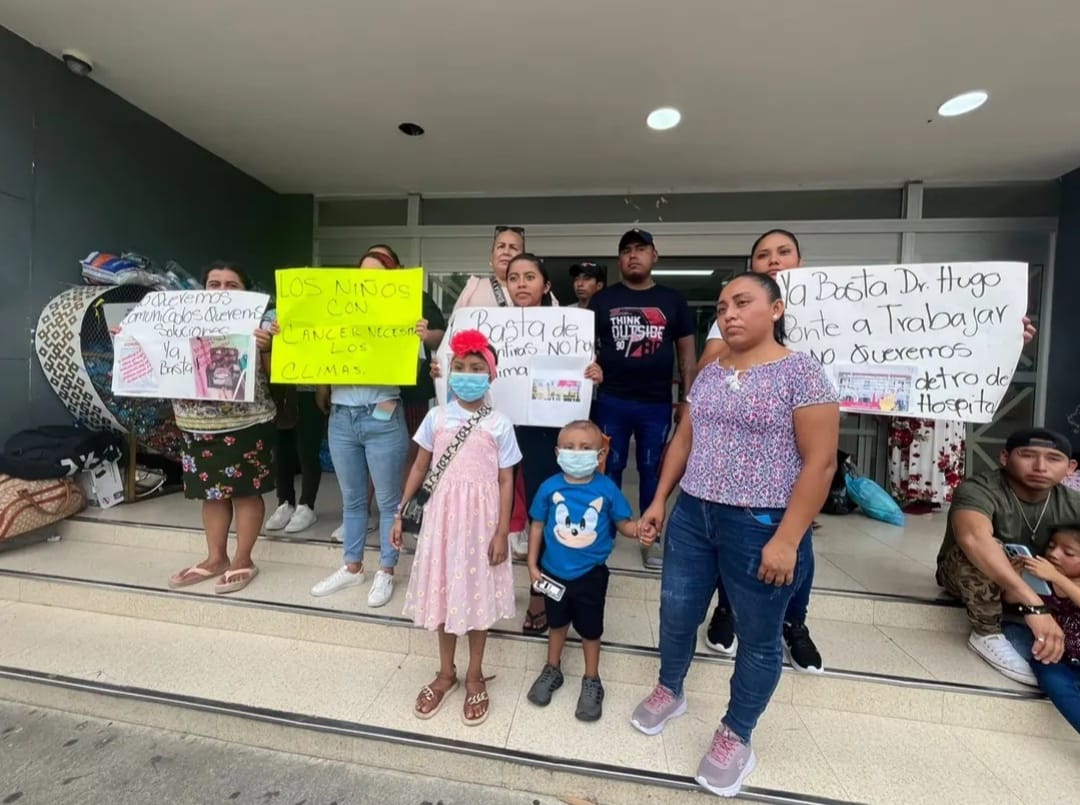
[641,540,663,571]
[526,663,564,706]
[575,676,605,722]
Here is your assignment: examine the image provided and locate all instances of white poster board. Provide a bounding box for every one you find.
[776,262,1027,423]
[111,290,269,402]
[437,307,595,426]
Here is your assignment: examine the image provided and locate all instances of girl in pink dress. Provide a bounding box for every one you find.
[392,330,521,726]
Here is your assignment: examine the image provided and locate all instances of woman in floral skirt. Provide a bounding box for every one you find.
[165,262,277,594]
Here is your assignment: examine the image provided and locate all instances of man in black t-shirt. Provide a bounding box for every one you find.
[589,229,697,569]
[571,261,607,309]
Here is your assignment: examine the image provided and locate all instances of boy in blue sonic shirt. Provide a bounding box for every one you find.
[526,420,656,721]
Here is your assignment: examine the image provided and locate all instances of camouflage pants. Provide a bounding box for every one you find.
[936,545,1003,635]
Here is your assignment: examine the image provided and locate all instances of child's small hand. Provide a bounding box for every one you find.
[637,520,657,546]
[429,359,442,380]
[584,362,603,384]
[416,318,429,341]
[488,530,509,566]
[109,325,122,336]
[390,518,404,550]
[528,564,542,586]
[1023,556,1063,584]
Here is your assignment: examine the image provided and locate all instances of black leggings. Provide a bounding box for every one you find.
[516,426,561,607]
[276,391,327,508]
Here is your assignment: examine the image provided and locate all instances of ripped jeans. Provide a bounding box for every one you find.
[658,492,812,743]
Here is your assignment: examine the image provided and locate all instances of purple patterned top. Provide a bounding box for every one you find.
[681,351,838,508]
[1043,591,1080,663]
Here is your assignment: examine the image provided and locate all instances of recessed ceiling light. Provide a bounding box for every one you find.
[647,107,681,131]
[937,91,989,118]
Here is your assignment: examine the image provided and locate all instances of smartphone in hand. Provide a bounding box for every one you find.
[1004,543,1053,597]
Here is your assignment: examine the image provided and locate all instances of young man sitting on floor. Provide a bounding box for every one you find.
[936,428,1078,684]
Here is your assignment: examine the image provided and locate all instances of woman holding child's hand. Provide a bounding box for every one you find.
[630,272,839,797]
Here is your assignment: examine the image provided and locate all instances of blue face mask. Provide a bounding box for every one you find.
[448,372,491,402]
[557,449,600,479]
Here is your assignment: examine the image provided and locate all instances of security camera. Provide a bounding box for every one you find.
[61,49,94,77]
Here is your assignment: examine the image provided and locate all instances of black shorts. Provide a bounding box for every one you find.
[542,564,610,641]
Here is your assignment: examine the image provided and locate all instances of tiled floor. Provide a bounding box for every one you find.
[1,601,1075,805]
[82,471,952,599]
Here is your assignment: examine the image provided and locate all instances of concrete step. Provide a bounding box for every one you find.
[0,533,1072,740]
[2,600,1076,805]
[53,516,972,632]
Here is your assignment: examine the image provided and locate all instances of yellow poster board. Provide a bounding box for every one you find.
[271,268,423,385]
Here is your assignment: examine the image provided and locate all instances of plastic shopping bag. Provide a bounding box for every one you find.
[845,468,905,527]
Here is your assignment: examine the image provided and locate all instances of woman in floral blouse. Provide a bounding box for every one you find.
[166,262,277,595]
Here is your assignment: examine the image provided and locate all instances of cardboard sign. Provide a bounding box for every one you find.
[437,307,595,426]
[271,268,422,386]
[111,290,269,401]
[777,262,1027,423]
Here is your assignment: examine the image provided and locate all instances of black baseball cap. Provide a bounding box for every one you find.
[1005,428,1072,457]
[618,228,654,252]
[570,261,607,283]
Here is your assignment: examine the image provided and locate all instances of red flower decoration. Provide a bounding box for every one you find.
[450,329,491,358]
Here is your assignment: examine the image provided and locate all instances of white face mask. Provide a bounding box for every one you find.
[557,449,600,478]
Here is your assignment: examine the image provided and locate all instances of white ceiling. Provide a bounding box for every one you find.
[4,0,1080,196]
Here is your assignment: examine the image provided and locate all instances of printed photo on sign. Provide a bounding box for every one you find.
[531,378,583,404]
[436,307,595,426]
[834,365,916,414]
[610,307,667,357]
[191,335,254,401]
[776,262,1027,424]
[527,359,590,428]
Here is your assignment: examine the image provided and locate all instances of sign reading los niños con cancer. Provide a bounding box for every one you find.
[111,290,269,401]
[271,267,423,386]
[775,261,1027,424]
[436,306,595,427]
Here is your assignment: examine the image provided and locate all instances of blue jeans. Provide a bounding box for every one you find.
[658,492,812,743]
[1003,621,1080,734]
[328,403,408,569]
[715,534,815,625]
[592,393,672,512]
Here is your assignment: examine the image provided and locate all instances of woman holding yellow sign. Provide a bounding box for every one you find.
[304,250,429,609]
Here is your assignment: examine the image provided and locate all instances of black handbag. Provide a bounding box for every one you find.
[400,404,492,533]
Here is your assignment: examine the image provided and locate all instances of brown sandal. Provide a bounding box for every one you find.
[414,671,458,720]
[462,674,496,726]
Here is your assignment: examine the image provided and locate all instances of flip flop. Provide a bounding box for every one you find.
[168,565,218,589]
[214,566,259,595]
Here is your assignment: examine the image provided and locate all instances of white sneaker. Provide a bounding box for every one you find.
[367,570,395,608]
[265,503,295,531]
[968,632,1037,686]
[510,530,528,559]
[330,525,343,543]
[284,505,318,534]
[311,565,365,597]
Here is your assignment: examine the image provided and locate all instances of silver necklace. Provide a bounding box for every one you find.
[1008,487,1051,541]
